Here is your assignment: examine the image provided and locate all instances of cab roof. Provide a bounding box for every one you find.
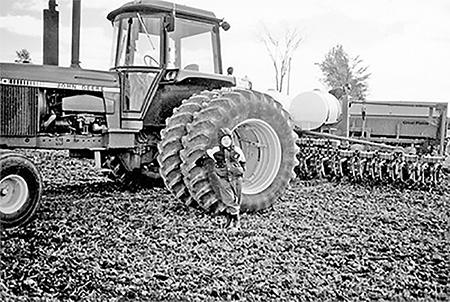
[107,0,221,23]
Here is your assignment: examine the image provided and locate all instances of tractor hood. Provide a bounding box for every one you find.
[0,63,119,93]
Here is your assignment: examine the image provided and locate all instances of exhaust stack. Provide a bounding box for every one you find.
[71,0,81,68]
[43,0,59,65]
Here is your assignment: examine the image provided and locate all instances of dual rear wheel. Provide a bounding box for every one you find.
[158,88,299,212]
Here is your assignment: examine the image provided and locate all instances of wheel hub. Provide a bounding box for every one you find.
[0,186,9,197]
[232,119,282,195]
[0,175,29,214]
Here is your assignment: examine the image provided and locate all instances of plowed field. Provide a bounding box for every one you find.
[1,150,449,301]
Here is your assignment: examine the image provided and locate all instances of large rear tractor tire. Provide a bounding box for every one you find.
[180,88,299,212]
[0,152,42,229]
[158,91,218,206]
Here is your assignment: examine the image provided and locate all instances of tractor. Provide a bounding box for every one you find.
[0,0,299,228]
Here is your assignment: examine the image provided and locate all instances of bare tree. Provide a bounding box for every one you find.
[15,49,32,63]
[316,44,370,100]
[258,25,303,94]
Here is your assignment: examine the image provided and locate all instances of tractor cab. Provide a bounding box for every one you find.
[110,5,221,73]
[107,0,234,128]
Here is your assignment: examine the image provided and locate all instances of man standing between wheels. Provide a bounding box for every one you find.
[197,128,246,229]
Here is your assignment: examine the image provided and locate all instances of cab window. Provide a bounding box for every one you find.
[168,18,218,73]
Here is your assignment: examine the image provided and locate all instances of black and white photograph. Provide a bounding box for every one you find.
[0,0,449,300]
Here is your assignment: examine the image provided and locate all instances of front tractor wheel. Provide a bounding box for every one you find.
[0,152,42,229]
[180,88,299,212]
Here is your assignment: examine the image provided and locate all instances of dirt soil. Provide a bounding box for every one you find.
[1,150,449,301]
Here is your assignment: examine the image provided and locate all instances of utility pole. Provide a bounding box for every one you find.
[287,57,292,95]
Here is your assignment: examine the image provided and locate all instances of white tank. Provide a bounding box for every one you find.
[265,89,292,111]
[289,90,342,130]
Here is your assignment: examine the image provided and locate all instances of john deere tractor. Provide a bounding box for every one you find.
[0,0,299,228]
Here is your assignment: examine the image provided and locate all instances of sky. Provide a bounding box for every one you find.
[1,0,449,111]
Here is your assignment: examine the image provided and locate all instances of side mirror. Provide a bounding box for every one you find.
[221,21,231,31]
[165,14,175,32]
